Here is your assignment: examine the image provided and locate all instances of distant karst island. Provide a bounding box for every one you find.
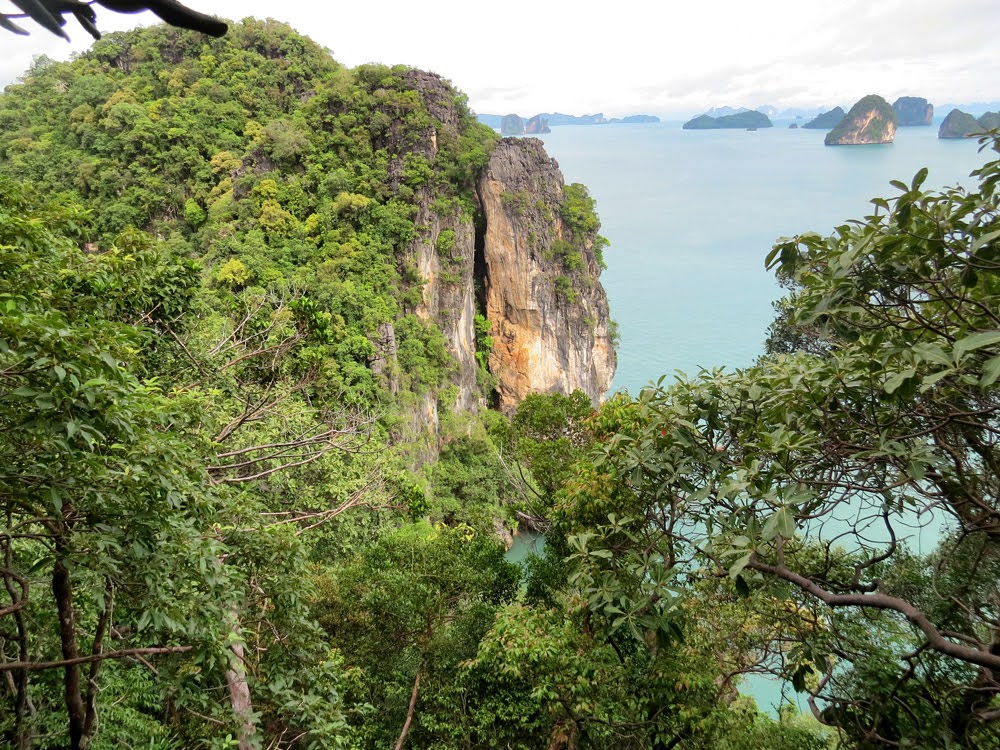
[479,112,660,135]
[825,95,897,146]
[803,107,845,129]
[682,110,773,130]
[939,109,1000,138]
[893,96,934,126]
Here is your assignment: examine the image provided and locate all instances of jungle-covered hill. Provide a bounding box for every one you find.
[3,17,999,750]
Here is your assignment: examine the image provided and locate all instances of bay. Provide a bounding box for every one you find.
[532,119,990,713]
[536,121,989,393]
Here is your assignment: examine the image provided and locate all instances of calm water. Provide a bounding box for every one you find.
[536,121,989,393]
[531,120,989,712]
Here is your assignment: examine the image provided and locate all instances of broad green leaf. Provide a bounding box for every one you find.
[981,354,1000,387]
[954,331,1000,359]
[884,368,916,394]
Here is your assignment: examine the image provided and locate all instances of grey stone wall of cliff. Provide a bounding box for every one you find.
[401,71,481,414]
[476,138,617,412]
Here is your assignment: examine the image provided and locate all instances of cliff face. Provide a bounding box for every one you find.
[825,95,896,145]
[500,114,525,136]
[475,139,617,411]
[524,115,551,134]
[892,96,933,126]
[397,78,616,429]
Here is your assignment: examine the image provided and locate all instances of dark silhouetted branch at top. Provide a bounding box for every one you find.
[2,0,227,41]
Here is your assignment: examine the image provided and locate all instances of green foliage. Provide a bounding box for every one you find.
[557,138,1000,747]
[496,390,596,510]
[312,523,521,748]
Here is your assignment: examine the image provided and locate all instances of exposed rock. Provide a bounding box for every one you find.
[476,138,617,412]
[892,96,933,126]
[788,123,799,129]
[825,95,896,146]
[939,109,981,138]
[407,194,481,413]
[803,107,845,130]
[500,114,524,136]
[493,517,515,549]
[978,112,1000,131]
[405,69,461,137]
[524,114,550,134]
[682,110,773,130]
[370,322,400,394]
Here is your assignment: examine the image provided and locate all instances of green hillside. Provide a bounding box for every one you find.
[2,18,999,750]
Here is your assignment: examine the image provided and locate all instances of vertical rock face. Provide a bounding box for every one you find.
[500,114,525,136]
[892,96,933,126]
[524,115,551,134]
[402,71,481,414]
[825,95,897,145]
[476,138,617,412]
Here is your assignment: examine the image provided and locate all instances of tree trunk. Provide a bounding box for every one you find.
[52,557,85,750]
[224,614,257,750]
[394,665,422,750]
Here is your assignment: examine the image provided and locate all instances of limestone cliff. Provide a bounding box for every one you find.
[892,96,933,126]
[391,75,616,443]
[825,95,896,146]
[475,138,617,412]
[524,115,551,134]
[938,109,981,138]
[400,71,481,417]
[500,114,525,136]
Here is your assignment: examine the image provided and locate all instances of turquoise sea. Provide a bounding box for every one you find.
[530,120,990,712]
[535,121,990,393]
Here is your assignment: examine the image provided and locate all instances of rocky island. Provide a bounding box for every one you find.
[500,113,524,135]
[480,112,660,129]
[892,96,934,126]
[825,95,896,145]
[939,109,998,138]
[802,107,845,129]
[682,110,773,130]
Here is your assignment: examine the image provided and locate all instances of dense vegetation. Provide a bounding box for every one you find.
[1,18,999,750]
[681,111,773,130]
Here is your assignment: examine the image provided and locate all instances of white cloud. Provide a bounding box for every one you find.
[0,0,997,117]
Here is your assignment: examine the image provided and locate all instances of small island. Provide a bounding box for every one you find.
[802,107,845,130]
[682,110,773,130]
[480,112,660,130]
[892,96,934,126]
[825,95,896,146]
[939,109,1000,138]
[500,114,525,136]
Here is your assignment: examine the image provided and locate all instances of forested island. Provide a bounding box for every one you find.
[2,18,1000,750]
[682,110,774,129]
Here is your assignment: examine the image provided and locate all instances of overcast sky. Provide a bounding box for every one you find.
[1,0,998,118]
